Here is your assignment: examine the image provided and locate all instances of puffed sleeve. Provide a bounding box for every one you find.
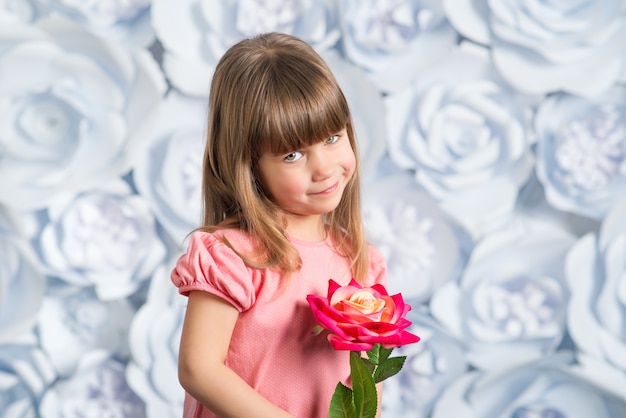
[367,245,388,288]
[171,231,256,312]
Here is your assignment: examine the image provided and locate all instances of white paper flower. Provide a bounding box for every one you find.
[362,173,470,304]
[46,0,154,48]
[386,42,534,238]
[382,309,467,418]
[566,199,626,383]
[0,0,44,23]
[431,216,576,370]
[133,91,206,245]
[0,17,166,210]
[340,0,457,93]
[432,352,626,418]
[37,287,136,377]
[443,0,626,96]
[322,50,387,180]
[535,88,626,220]
[0,340,56,418]
[35,180,167,300]
[126,265,185,418]
[0,207,45,344]
[152,0,341,96]
[39,351,145,418]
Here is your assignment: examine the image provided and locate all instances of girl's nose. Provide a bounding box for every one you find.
[310,150,333,181]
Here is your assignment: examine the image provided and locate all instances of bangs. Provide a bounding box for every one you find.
[259,66,350,155]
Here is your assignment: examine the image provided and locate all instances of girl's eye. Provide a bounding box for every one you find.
[283,151,303,162]
[324,134,340,145]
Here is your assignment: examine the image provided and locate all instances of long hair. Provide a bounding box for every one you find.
[200,32,369,283]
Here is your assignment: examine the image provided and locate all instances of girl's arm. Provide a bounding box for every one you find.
[178,291,296,418]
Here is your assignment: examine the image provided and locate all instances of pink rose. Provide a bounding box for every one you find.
[307,279,420,351]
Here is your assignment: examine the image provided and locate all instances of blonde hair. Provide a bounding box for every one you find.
[200,32,369,283]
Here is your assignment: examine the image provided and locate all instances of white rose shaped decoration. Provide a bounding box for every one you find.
[35,180,167,300]
[0,17,166,210]
[382,310,467,418]
[432,352,626,418]
[152,0,340,96]
[0,341,57,418]
[37,287,136,377]
[363,174,470,304]
[566,198,626,385]
[386,42,533,238]
[39,352,145,418]
[44,0,154,48]
[535,87,626,220]
[443,0,626,96]
[127,265,185,418]
[340,0,457,93]
[133,91,205,245]
[431,216,575,370]
[0,207,45,344]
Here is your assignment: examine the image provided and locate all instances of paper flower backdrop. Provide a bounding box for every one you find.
[1,1,625,417]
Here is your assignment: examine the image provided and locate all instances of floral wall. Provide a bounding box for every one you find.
[1,1,626,417]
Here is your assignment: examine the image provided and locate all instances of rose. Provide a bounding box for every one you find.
[535,88,626,220]
[340,0,457,94]
[442,0,626,96]
[308,280,420,417]
[307,279,420,351]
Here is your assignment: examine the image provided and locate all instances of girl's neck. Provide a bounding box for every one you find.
[284,215,327,242]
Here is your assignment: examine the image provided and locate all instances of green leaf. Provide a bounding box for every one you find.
[366,344,394,365]
[350,352,378,418]
[373,356,406,384]
[329,382,356,418]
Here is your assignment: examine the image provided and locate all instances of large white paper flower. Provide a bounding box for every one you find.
[535,88,626,220]
[566,199,626,385]
[443,0,626,96]
[39,352,145,418]
[0,206,45,344]
[126,265,185,418]
[152,0,341,96]
[0,340,57,418]
[382,309,467,418]
[37,287,136,377]
[340,0,457,93]
[133,91,206,246]
[0,17,165,210]
[431,216,576,370]
[432,352,626,418]
[362,173,470,304]
[386,42,534,238]
[34,180,167,300]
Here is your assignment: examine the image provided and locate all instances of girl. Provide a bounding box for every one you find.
[171,32,386,417]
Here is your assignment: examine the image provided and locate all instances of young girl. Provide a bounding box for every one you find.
[171,32,387,417]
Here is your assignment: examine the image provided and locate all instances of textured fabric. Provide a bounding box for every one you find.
[171,229,387,418]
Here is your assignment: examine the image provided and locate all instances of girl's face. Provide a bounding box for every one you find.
[257,128,356,236]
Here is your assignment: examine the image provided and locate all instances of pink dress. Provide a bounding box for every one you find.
[171,229,387,418]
